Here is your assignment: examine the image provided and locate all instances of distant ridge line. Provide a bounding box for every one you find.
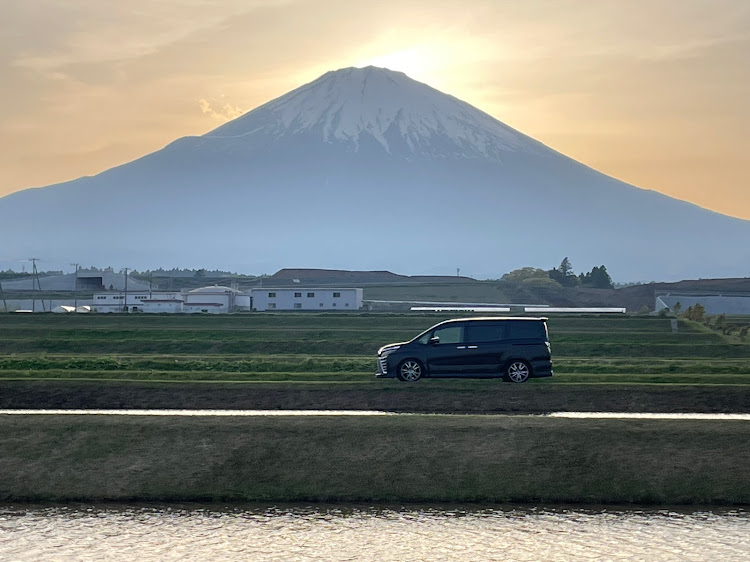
[269,268,475,285]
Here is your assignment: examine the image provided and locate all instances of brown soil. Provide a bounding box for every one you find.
[2,381,748,414]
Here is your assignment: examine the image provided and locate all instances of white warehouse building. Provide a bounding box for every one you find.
[251,288,363,311]
[184,286,251,313]
[92,291,183,313]
[92,286,251,314]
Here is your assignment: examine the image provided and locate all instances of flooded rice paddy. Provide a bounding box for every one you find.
[1,504,747,561]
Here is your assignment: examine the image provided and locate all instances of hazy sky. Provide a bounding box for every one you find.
[2,0,749,219]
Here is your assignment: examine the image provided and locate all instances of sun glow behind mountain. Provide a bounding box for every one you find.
[352,36,494,94]
[356,48,444,84]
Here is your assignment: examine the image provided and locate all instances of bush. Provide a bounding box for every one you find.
[522,277,562,289]
[683,304,706,322]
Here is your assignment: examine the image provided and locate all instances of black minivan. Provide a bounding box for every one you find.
[376,317,553,383]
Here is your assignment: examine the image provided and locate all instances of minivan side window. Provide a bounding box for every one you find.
[466,323,506,343]
[508,321,545,340]
[430,325,464,345]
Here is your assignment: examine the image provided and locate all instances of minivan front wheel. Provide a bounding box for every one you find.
[397,360,424,382]
[506,361,531,383]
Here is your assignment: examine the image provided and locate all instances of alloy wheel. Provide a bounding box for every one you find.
[507,361,530,383]
[399,360,423,382]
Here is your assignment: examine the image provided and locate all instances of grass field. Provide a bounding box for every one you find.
[0,312,748,412]
[0,313,746,384]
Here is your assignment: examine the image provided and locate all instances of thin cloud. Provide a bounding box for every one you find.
[199,98,246,122]
[10,1,293,75]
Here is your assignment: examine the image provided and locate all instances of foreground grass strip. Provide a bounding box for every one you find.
[1,415,748,504]
[0,356,376,373]
[1,371,748,385]
[3,356,748,376]
[0,370,372,382]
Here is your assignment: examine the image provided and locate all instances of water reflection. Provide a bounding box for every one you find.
[549,412,750,420]
[0,505,747,561]
[0,409,394,416]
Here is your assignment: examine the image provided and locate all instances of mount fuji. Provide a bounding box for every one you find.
[1,66,748,280]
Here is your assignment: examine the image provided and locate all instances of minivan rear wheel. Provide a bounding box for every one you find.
[397,359,424,382]
[506,361,531,383]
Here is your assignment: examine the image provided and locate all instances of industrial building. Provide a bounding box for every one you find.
[92,291,183,313]
[250,288,363,311]
[182,286,251,313]
[92,286,251,313]
[15,281,362,314]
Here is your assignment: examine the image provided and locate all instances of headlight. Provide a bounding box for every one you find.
[378,345,401,356]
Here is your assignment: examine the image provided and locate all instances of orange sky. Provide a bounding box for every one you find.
[2,0,749,219]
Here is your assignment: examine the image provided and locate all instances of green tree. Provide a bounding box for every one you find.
[559,257,573,277]
[715,313,726,330]
[579,265,614,289]
[522,277,563,289]
[693,303,706,322]
[683,303,706,322]
[502,267,550,283]
[590,265,613,289]
[549,257,579,287]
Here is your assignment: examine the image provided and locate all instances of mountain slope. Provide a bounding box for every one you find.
[1,66,747,281]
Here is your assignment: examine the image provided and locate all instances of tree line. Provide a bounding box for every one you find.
[502,257,614,289]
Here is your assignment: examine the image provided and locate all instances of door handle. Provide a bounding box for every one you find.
[456,346,466,349]
[467,345,478,349]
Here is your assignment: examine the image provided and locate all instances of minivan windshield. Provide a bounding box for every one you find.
[416,324,463,345]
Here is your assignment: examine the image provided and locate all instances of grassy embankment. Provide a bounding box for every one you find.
[1,414,748,504]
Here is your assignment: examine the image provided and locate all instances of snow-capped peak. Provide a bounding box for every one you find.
[205,66,543,159]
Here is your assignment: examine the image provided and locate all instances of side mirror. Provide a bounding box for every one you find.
[429,336,440,345]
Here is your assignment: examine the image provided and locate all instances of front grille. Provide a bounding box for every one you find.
[378,356,388,374]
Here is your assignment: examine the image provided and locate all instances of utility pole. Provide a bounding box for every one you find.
[70,263,79,311]
[30,258,45,312]
[123,268,129,313]
[0,279,7,313]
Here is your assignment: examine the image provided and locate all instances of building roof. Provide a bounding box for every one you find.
[250,287,361,292]
[189,285,245,294]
